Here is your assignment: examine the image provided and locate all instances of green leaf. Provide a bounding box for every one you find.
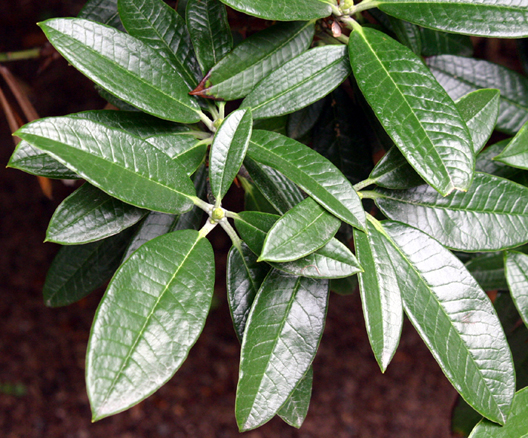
[354,218,403,372]
[427,55,528,135]
[377,0,528,38]
[235,270,328,431]
[78,0,123,30]
[186,0,232,75]
[243,156,304,214]
[86,230,215,420]
[47,183,147,245]
[247,130,366,230]
[287,98,325,140]
[194,21,314,101]
[16,116,196,214]
[277,366,313,428]
[7,140,79,179]
[210,109,252,203]
[387,16,422,54]
[242,46,350,120]
[43,228,135,307]
[240,176,279,215]
[376,173,528,251]
[39,18,201,123]
[369,146,424,190]
[494,120,528,170]
[469,387,528,437]
[349,26,473,195]
[118,0,201,90]
[456,89,500,153]
[420,28,473,57]
[476,139,522,179]
[466,253,508,292]
[217,0,332,21]
[227,243,271,341]
[330,275,358,295]
[381,220,514,425]
[253,115,288,135]
[260,197,341,262]
[505,251,528,328]
[235,211,362,279]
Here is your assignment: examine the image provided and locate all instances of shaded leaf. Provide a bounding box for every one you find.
[420,28,473,57]
[476,140,521,179]
[78,0,123,30]
[287,97,326,140]
[387,16,422,54]
[369,146,424,190]
[240,176,279,215]
[505,251,528,328]
[466,253,508,292]
[495,120,528,170]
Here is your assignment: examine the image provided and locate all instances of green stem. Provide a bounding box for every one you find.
[198,111,216,133]
[0,48,41,62]
[353,178,376,191]
[353,0,379,14]
[207,101,219,119]
[225,211,241,220]
[359,190,382,200]
[219,220,243,252]
[198,219,217,238]
[194,136,214,148]
[187,130,213,140]
[218,101,226,120]
[191,196,214,213]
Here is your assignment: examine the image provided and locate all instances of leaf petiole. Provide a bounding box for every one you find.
[358,190,382,200]
[353,178,376,191]
[219,220,243,252]
[198,110,216,132]
[198,218,217,238]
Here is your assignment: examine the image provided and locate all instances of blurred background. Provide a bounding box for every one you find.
[0,1,519,436]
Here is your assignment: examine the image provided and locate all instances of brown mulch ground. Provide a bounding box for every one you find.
[0,1,481,436]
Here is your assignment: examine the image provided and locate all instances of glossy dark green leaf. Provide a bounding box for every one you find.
[494,121,528,170]
[7,141,79,179]
[16,116,196,214]
[242,46,351,119]
[277,366,313,428]
[456,89,500,153]
[247,130,366,230]
[420,27,473,57]
[78,0,123,30]
[217,0,332,20]
[240,176,279,215]
[381,221,515,424]
[287,98,326,140]
[87,230,215,420]
[354,218,403,372]
[260,197,340,262]
[43,228,135,307]
[465,253,508,292]
[40,18,201,123]
[227,243,271,341]
[118,0,201,90]
[427,55,528,135]
[195,21,315,101]
[236,270,328,431]
[243,156,304,214]
[47,183,147,245]
[469,387,528,437]
[186,0,232,75]
[210,109,252,203]
[349,26,473,195]
[368,146,424,190]
[388,16,422,54]
[476,140,521,179]
[253,116,288,135]
[330,275,358,296]
[235,211,362,279]
[505,251,528,328]
[376,173,528,251]
[378,0,528,38]
[312,89,374,185]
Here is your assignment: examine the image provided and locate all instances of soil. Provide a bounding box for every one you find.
[3,1,516,437]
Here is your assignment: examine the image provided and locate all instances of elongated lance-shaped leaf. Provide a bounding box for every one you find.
[247,130,366,230]
[380,221,514,424]
[427,55,528,135]
[7,140,79,179]
[243,156,304,214]
[349,26,473,195]
[218,0,332,20]
[78,0,123,30]
[260,197,341,262]
[505,251,528,328]
[377,0,528,38]
[469,387,528,437]
[420,27,473,57]
[240,176,279,215]
[466,253,508,292]
[242,46,351,120]
[288,98,326,140]
[15,117,196,214]
[235,211,362,279]
[47,183,147,245]
[87,230,215,420]
[39,19,201,123]
[277,366,313,428]
[186,0,232,75]
[354,218,403,372]
[494,120,528,170]
[376,173,528,251]
[387,16,422,54]
[368,146,424,190]
[236,270,328,431]
[210,109,252,203]
[456,89,500,154]
[476,140,521,179]
[192,21,315,101]
[227,243,271,341]
[118,0,201,90]
[43,228,136,307]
